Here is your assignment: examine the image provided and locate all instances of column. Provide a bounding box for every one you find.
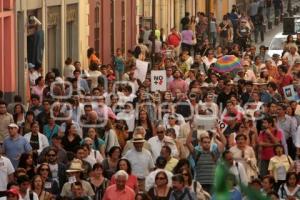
[61,0,66,70]
[174,0,180,30]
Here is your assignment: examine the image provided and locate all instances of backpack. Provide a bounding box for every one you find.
[29,191,34,200]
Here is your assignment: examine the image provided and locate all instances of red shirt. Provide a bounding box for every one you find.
[110,174,138,191]
[279,74,293,95]
[103,185,135,200]
[258,129,283,160]
[167,33,181,47]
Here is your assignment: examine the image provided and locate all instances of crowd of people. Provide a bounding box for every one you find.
[1,0,300,200]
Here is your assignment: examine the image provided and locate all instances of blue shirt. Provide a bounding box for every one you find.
[3,135,32,168]
[212,188,243,200]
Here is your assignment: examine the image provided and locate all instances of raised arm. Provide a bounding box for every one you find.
[186,128,195,154]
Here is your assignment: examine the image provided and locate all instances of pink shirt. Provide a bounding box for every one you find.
[103,185,135,200]
[168,79,188,96]
[110,174,138,191]
[258,130,283,160]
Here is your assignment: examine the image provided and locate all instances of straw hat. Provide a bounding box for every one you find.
[132,134,146,143]
[66,159,84,173]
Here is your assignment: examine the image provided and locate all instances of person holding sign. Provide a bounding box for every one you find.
[168,69,188,96]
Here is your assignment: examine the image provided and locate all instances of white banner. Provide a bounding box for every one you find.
[134,59,148,82]
[151,70,167,92]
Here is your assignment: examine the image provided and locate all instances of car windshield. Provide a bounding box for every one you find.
[269,38,285,50]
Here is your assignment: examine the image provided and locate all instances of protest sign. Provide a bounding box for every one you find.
[151,70,167,91]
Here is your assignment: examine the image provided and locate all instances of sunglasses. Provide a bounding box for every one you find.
[47,154,56,157]
[182,173,189,176]
[157,131,164,134]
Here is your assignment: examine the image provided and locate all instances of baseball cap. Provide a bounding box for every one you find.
[6,188,19,196]
[8,123,19,129]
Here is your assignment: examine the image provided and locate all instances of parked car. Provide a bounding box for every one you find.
[267,32,296,57]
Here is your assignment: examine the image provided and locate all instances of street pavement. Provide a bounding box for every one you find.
[254,0,300,49]
[254,23,283,49]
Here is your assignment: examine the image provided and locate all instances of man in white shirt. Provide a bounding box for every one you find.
[148,124,178,161]
[124,134,155,191]
[0,154,14,195]
[223,150,248,186]
[17,175,39,200]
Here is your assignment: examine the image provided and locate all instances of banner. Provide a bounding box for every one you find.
[151,70,167,92]
[283,85,297,101]
[134,59,148,82]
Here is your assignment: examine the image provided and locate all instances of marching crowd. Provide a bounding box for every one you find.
[1,0,300,200]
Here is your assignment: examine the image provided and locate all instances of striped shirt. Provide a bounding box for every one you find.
[193,145,219,184]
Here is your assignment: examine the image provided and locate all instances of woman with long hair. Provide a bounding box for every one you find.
[278,172,300,199]
[13,103,25,127]
[114,120,129,150]
[89,163,109,200]
[102,146,121,179]
[110,158,138,192]
[136,109,155,140]
[283,34,295,52]
[104,120,120,154]
[261,175,275,195]
[147,171,172,199]
[36,163,60,196]
[180,168,210,200]
[18,153,35,179]
[20,111,35,135]
[86,127,105,158]
[61,123,81,153]
[32,175,53,200]
[172,158,192,174]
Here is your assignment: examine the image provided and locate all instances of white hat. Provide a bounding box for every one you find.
[132,134,146,143]
[66,159,84,173]
[8,123,19,129]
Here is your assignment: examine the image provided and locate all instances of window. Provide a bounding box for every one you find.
[94,27,100,57]
[95,6,100,24]
[94,3,100,56]
[110,0,114,55]
[121,0,125,51]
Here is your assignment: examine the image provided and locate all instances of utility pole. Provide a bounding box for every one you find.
[206,0,211,42]
[151,0,156,69]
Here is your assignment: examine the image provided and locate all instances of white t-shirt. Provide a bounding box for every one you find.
[0,156,15,191]
[124,148,155,179]
[20,190,39,200]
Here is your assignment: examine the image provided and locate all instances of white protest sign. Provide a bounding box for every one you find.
[151,70,167,92]
[134,59,148,82]
[283,85,297,101]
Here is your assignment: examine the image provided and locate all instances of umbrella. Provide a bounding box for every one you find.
[212,55,242,73]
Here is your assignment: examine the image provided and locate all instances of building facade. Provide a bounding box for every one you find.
[89,0,137,64]
[0,0,16,99]
[137,0,236,34]
[15,0,89,101]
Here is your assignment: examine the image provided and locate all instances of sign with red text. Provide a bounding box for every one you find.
[151,70,167,91]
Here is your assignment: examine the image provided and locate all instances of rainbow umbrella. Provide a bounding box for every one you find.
[212,55,242,73]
